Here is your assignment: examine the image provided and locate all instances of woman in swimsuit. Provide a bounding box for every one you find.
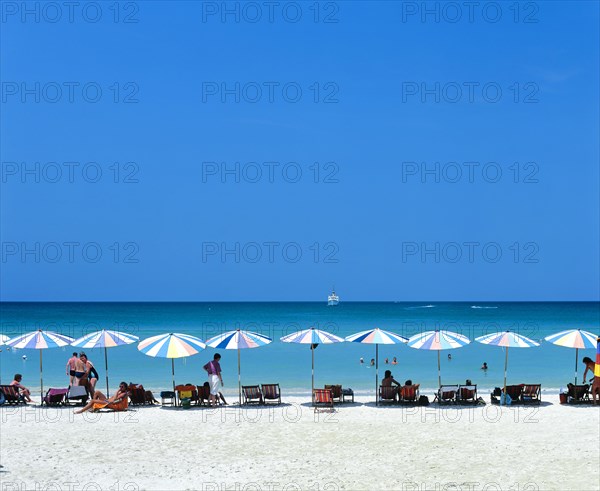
[75,382,129,414]
[79,353,99,394]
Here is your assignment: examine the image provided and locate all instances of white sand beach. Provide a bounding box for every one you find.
[1,395,598,491]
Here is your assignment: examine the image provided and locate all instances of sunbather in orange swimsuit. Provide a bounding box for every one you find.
[75,383,129,414]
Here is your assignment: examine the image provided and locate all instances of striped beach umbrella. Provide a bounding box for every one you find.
[205,329,272,405]
[346,328,408,405]
[138,333,206,392]
[475,331,539,402]
[544,329,598,389]
[5,330,74,403]
[71,330,140,396]
[407,330,471,389]
[281,327,344,398]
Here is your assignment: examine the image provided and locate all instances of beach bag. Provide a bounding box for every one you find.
[492,387,502,396]
[418,395,429,406]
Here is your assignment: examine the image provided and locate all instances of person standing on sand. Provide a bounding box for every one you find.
[582,357,599,404]
[203,353,223,406]
[66,352,78,385]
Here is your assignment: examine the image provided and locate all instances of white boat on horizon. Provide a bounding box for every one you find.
[327,289,339,306]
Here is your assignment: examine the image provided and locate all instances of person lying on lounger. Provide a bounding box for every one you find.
[74,382,129,414]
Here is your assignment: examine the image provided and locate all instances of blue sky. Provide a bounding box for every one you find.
[1,1,598,301]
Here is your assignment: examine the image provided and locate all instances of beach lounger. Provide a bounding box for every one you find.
[0,385,26,405]
[324,384,343,403]
[313,388,335,413]
[567,383,591,403]
[66,385,88,406]
[379,385,398,404]
[261,384,281,405]
[458,385,478,404]
[504,385,523,403]
[160,391,176,406]
[175,384,198,406]
[128,384,149,406]
[436,385,459,405]
[197,384,211,406]
[342,388,354,403]
[242,385,263,405]
[521,384,541,404]
[400,385,419,404]
[93,396,129,412]
[42,388,69,406]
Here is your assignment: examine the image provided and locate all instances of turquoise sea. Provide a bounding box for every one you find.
[1,302,598,396]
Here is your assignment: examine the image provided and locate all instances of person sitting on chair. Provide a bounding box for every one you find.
[10,374,32,403]
[75,382,129,414]
[381,370,401,401]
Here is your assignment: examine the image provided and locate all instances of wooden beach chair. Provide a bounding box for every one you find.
[160,391,176,406]
[436,385,459,405]
[400,385,420,404]
[128,384,148,405]
[324,385,343,403]
[379,385,398,404]
[458,384,478,404]
[0,385,26,405]
[261,384,281,405]
[521,384,541,405]
[242,385,263,405]
[567,383,591,403]
[313,388,335,413]
[197,384,211,406]
[503,385,523,404]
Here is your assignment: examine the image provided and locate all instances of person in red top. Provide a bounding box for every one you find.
[203,353,223,406]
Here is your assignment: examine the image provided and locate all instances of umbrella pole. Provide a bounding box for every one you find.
[375,344,379,406]
[311,344,315,402]
[171,358,175,392]
[574,347,578,401]
[105,347,109,397]
[238,348,241,406]
[437,350,441,389]
[40,350,43,405]
[503,346,508,405]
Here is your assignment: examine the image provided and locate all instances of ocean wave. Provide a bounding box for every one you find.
[470,305,498,309]
[404,305,436,310]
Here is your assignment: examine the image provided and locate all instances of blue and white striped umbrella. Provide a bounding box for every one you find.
[346,328,408,405]
[544,328,598,386]
[5,330,75,403]
[205,329,273,405]
[281,328,344,345]
[138,333,206,391]
[475,331,539,348]
[71,330,140,396]
[281,327,344,396]
[475,331,539,398]
[407,330,471,388]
